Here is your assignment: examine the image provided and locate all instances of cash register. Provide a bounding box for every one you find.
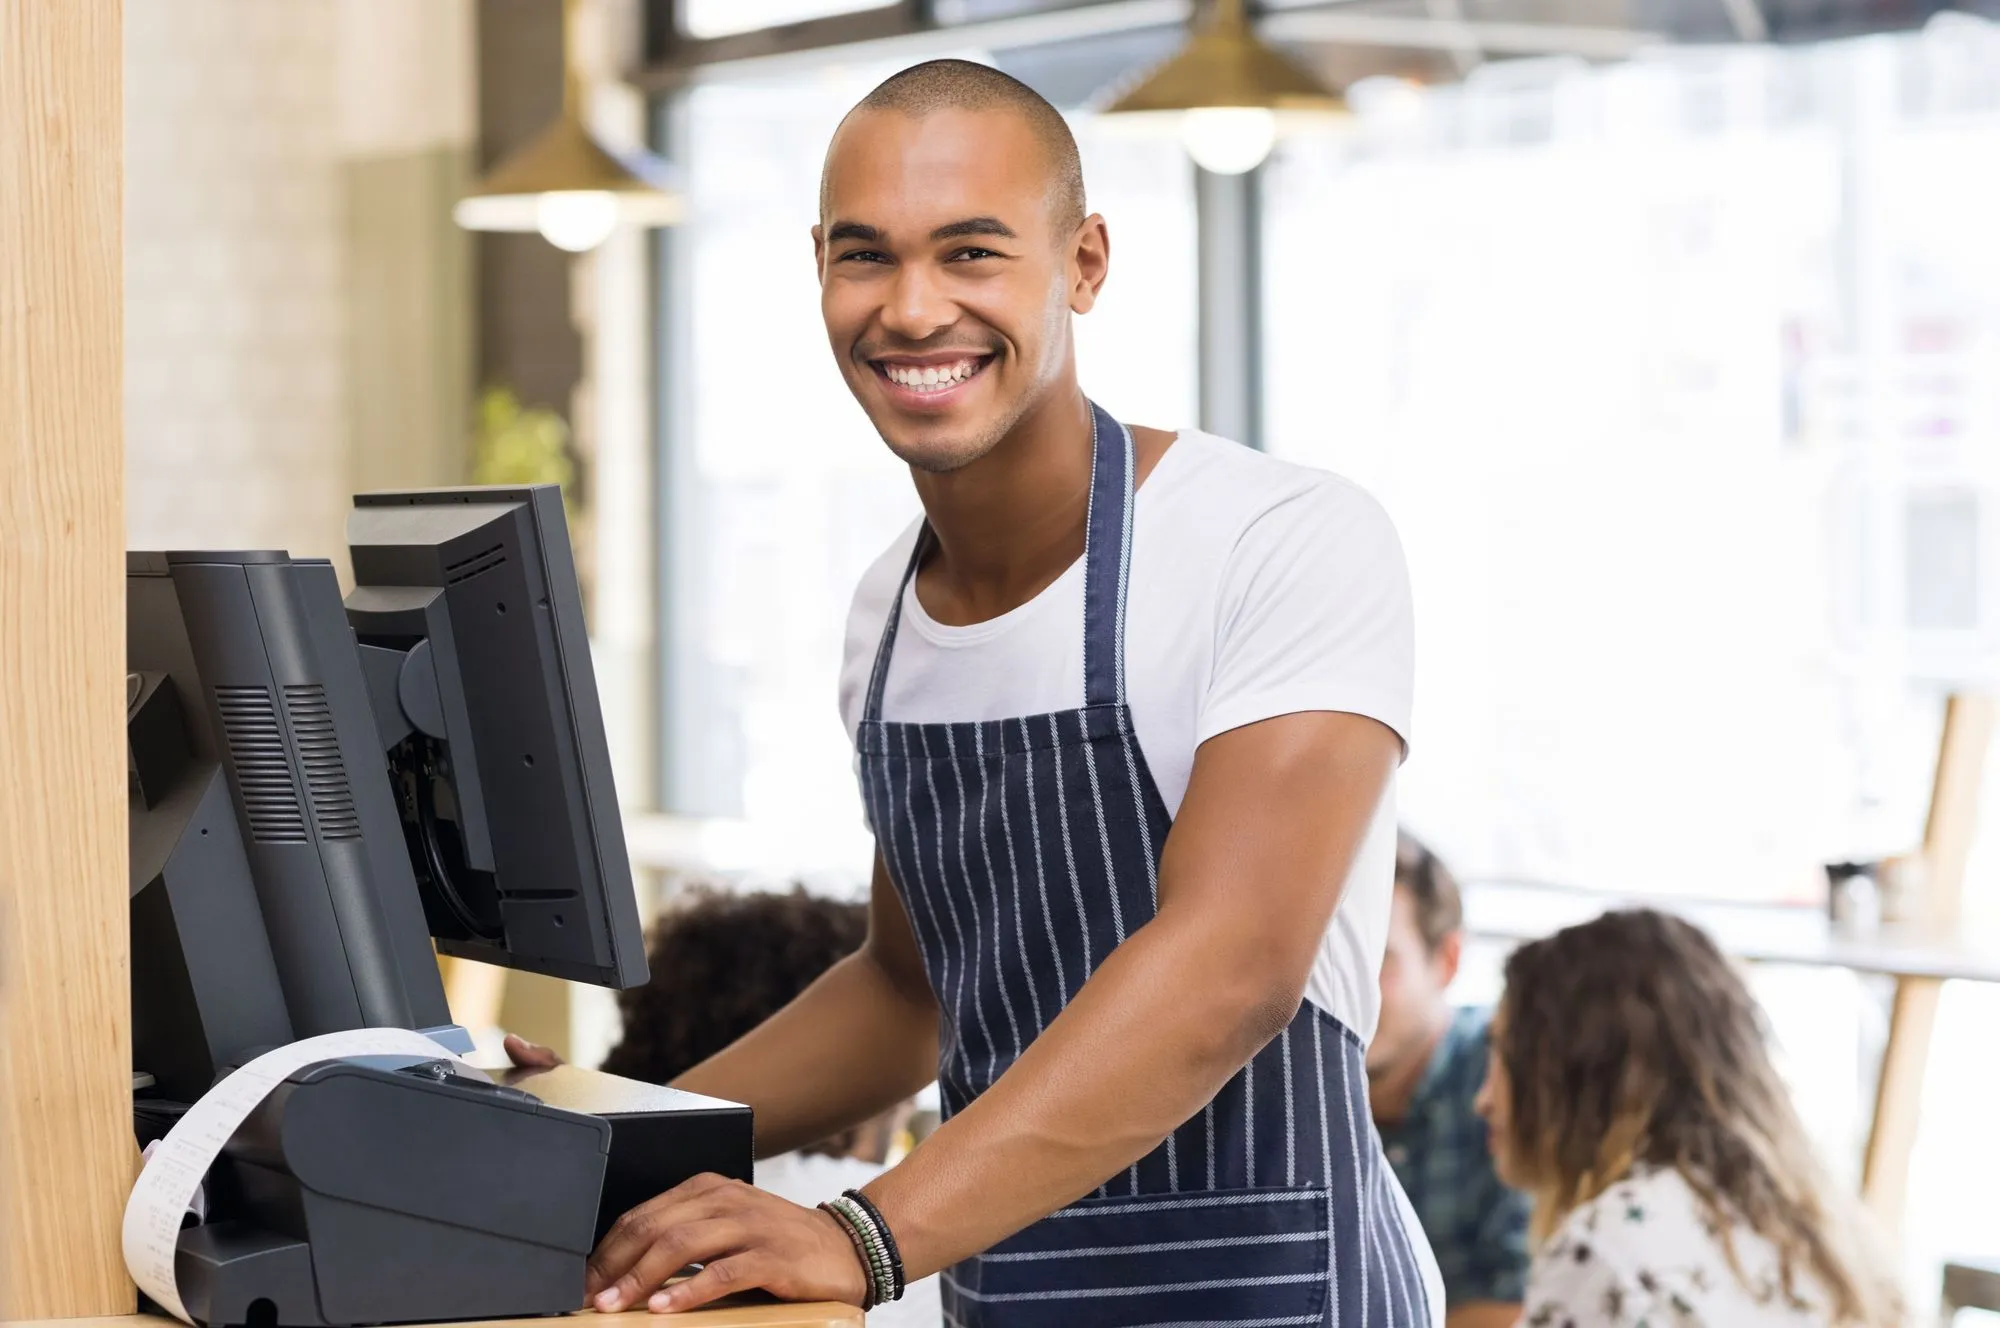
[127,485,752,1328]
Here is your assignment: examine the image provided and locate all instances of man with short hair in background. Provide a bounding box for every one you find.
[1369,833,1530,1328]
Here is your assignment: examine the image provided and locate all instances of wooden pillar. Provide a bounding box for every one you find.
[1862,693,1996,1234]
[0,0,135,1317]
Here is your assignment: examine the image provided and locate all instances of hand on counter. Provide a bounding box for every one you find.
[587,1173,868,1315]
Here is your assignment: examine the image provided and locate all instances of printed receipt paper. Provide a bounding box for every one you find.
[123,1028,463,1325]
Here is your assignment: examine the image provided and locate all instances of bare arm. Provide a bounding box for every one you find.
[1447,1302,1522,1328]
[582,709,1400,1313]
[670,854,939,1158]
[864,709,1400,1274]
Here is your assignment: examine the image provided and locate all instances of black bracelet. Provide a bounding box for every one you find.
[819,1195,897,1309]
[840,1188,906,1301]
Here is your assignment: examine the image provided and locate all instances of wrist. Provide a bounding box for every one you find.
[810,1205,872,1307]
[818,1189,906,1310]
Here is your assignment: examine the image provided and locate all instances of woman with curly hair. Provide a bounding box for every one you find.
[1475,909,1903,1327]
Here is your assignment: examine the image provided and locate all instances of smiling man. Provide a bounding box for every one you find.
[565,59,1441,1326]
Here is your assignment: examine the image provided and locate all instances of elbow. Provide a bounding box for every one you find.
[1141,909,1318,1082]
[1199,968,1310,1074]
[1241,983,1307,1053]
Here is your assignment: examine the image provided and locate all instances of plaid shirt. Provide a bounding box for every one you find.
[1378,1005,1531,1308]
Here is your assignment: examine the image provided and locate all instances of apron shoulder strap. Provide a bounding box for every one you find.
[860,524,930,726]
[1081,399,1135,711]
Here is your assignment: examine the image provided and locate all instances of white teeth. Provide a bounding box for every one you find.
[884,359,981,392]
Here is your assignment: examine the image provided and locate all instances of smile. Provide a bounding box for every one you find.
[871,355,993,405]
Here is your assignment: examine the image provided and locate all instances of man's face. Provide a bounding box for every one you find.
[814,106,1101,473]
[1368,887,1458,1079]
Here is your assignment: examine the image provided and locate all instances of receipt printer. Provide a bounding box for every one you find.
[170,1057,752,1328]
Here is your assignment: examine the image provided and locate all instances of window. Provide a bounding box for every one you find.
[657,59,1196,882]
[677,0,895,40]
[1263,28,2000,909]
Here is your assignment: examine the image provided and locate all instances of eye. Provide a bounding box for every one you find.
[837,249,889,264]
[949,247,1002,262]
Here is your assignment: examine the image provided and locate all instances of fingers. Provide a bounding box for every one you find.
[647,1254,766,1314]
[588,1174,736,1300]
[591,1220,743,1313]
[582,1176,868,1315]
[502,1033,561,1068]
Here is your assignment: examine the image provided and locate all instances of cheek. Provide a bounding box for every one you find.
[822,283,866,336]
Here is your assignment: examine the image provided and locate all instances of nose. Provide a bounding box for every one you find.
[1472,1071,1492,1119]
[879,261,956,344]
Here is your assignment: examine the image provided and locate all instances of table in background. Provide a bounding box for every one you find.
[1461,878,2000,984]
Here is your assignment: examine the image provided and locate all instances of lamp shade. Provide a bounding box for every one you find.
[1096,0,1344,173]
[1099,0,1344,116]
[454,115,683,249]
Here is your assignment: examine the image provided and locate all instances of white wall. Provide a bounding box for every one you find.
[123,0,475,569]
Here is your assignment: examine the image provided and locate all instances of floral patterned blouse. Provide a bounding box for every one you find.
[1521,1168,1830,1327]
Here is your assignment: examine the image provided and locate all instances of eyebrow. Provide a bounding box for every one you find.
[823,216,1019,246]
[930,216,1016,241]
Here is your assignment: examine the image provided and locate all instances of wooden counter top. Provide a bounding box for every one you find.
[3,1306,860,1328]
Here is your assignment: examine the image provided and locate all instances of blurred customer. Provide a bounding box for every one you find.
[1369,833,1529,1328]
[1478,909,1903,1327]
[596,883,939,1327]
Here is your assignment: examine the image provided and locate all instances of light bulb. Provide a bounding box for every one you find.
[1180,107,1278,175]
[535,191,619,252]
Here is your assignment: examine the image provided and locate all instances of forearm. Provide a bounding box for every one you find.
[862,907,1292,1276]
[672,946,939,1158]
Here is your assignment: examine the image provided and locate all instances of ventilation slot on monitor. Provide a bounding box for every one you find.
[445,543,507,585]
[284,684,361,840]
[215,686,307,843]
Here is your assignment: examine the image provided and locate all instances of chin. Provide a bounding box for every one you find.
[879,424,1003,475]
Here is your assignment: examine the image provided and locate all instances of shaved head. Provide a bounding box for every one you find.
[822,59,1086,232]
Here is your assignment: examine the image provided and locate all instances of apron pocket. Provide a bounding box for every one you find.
[944,1185,1332,1328]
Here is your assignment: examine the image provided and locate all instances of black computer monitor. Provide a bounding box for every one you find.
[128,484,646,1101]
[345,484,647,989]
[128,551,461,1102]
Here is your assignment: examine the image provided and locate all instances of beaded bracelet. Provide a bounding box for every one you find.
[840,1188,905,1294]
[819,1195,891,1309]
[818,1192,904,1309]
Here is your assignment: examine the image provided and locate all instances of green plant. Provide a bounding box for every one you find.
[469,386,577,510]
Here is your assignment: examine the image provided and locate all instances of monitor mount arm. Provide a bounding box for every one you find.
[349,587,505,942]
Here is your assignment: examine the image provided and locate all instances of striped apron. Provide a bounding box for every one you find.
[856,401,1436,1328]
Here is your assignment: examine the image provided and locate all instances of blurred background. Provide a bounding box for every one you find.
[122,0,2000,1315]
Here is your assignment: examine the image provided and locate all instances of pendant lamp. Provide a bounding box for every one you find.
[1097,0,1345,175]
[454,0,682,252]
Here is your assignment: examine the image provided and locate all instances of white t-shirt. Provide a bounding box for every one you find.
[838,429,1414,1042]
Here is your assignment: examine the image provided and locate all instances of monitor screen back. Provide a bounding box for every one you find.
[346,485,647,990]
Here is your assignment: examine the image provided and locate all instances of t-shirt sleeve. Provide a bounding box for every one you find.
[1195,478,1415,755]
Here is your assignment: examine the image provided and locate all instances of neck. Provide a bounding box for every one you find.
[1369,1006,1451,1126]
[910,374,1095,625]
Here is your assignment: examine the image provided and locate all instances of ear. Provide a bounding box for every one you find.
[811,223,827,284]
[1436,930,1462,989]
[1069,213,1110,314]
